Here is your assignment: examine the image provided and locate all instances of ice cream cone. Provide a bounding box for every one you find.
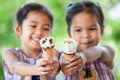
[42,48,54,59]
[39,37,55,78]
[62,38,78,61]
[40,37,54,58]
[40,75,46,80]
[63,53,75,60]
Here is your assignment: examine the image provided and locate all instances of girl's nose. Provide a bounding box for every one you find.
[35,29,43,36]
[82,31,90,38]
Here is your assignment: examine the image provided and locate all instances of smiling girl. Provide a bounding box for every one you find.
[2,3,60,80]
[60,1,114,80]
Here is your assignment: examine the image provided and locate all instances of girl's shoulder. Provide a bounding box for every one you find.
[3,48,20,54]
[2,48,21,61]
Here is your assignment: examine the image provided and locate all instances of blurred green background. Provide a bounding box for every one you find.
[0,0,120,80]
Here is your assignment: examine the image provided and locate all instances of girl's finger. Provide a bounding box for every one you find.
[65,58,82,69]
[39,71,49,75]
[69,55,79,62]
[36,65,54,75]
[69,62,83,72]
[36,58,50,66]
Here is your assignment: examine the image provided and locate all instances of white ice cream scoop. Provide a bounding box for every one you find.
[62,38,78,54]
[40,37,54,49]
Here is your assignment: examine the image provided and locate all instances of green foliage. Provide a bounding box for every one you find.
[0,0,120,79]
[111,21,120,42]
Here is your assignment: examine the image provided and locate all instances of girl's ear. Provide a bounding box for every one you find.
[14,23,22,36]
[101,25,104,35]
[67,29,71,37]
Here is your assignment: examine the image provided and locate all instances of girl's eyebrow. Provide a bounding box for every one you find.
[74,25,82,28]
[88,24,98,27]
[29,20,38,24]
[43,24,51,27]
[29,20,51,26]
[74,23,97,28]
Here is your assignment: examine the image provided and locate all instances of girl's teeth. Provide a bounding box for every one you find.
[33,38,40,42]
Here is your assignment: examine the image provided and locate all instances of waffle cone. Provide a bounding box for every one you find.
[40,75,45,80]
[64,53,75,61]
[42,48,54,59]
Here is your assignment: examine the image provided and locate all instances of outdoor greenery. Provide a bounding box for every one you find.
[0,0,120,80]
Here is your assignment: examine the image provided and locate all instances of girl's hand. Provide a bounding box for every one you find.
[61,55,83,76]
[34,58,54,75]
[50,59,60,76]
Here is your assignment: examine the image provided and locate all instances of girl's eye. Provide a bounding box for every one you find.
[43,28,50,31]
[31,25,36,28]
[89,27,97,30]
[75,29,81,32]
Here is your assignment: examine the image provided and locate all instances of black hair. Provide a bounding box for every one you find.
[66,1,104,30]
[16,2,53,27]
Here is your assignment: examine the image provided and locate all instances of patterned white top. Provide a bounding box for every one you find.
[63,60,114,80]
[2,48,55,80]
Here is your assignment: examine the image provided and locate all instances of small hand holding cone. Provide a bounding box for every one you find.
[39,37,55,80]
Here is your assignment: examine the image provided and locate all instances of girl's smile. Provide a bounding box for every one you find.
[79,41,93,49]
[81,41,92,46]
[31,36,41,45]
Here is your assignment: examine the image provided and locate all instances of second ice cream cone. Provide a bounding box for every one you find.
[62,38,78,61]
[63,53,75,61]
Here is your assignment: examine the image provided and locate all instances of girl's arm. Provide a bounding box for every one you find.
[2,49,54,76]
[98,45,114,62]
[60,45,114,76]
[2,49,36,75]
[79,45,114,68]
[98,45,114,68]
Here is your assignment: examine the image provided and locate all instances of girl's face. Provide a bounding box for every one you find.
[68,12,104,51]
[17,11,51,50]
